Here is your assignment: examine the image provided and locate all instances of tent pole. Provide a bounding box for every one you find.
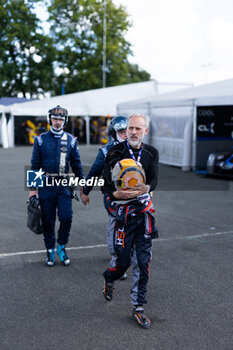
[182,116,192,171]
[85,116,90,145]
[192,103,197,171]
[71,116,74,136]
[147,102,152,145]
[7,113,15,147]
[0,111,9,148]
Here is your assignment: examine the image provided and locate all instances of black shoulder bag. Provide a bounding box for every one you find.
[27,195,43,234]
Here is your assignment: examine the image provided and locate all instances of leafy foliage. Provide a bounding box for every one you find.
[0,0,150,97]
[0,0,55,97]
[48,0,150,94]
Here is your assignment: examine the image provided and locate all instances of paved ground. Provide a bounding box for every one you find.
[0,145,232,350]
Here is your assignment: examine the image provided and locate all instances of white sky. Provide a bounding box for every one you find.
[114,0,233,86]
[35,0,233,87]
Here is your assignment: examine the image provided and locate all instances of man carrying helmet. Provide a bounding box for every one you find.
[80,116,129,279]
[102,114,159,329]
[29,105,84,267]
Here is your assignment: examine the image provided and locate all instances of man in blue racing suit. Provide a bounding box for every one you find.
[80,116,129,279]
[29,105,84,267]
[80,116,128,204]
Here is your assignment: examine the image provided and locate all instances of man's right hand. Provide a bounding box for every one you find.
[80,193,90,206]
[29,190,38,198]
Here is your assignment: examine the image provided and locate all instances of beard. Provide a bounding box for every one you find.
[128,132,144,148]
[128,138,140,147]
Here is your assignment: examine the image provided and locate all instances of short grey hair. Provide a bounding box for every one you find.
[128,114,150,128]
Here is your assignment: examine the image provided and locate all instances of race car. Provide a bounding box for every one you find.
[207,149,233,177]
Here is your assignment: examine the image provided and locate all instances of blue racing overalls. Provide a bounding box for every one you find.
[31,130,84,249]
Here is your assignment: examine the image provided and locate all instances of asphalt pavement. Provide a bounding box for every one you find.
[0,145,232,350]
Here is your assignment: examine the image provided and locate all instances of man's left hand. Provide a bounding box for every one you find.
[113,183,149,199]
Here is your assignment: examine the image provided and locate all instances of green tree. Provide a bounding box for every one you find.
[48,0,150,94]
[0,0,55,97]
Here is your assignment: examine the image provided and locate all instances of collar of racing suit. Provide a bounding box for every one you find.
[50,127,64,136]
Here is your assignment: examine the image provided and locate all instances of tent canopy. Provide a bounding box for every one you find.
[0,97,34,106]
[118,78,233,112]
[11,81,158,117]
[117,78,233,169]
[10,80,192,117]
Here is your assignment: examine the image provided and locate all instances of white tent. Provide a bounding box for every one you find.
[5,80,191,147]
[10,81,158,116]
[0,105,10,148]
[10,80,193,116]
[9,81,158,146]
[118,78,233,110]
[117,78,233,170]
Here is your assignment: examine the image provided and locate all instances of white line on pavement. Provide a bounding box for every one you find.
[0,231,232,259]
[0,244,107,258]
[156,230,233,241]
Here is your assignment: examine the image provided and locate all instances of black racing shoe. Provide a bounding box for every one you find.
[132,306,151,329]
[103,281,114,301]
[120,272,127,280]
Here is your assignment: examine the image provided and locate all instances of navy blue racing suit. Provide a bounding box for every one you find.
[31,130,84,249]
[82,140,119,257]
[82,140,117,196]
